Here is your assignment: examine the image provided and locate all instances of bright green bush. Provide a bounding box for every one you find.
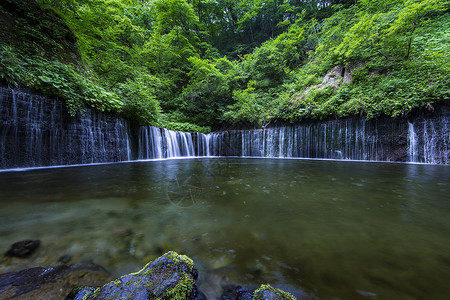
[0,46,123,116]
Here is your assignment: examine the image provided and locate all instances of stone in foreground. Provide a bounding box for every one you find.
[253,284,296,300]
[0,263,110,299]
[67,251,201,300]
[220,284,296,300]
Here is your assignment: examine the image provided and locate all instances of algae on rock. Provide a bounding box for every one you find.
[67,251,297,300]
[253,284,296,300]
[67,251,200,300]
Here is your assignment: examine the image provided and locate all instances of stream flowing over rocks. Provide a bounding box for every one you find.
[1,85,448,170]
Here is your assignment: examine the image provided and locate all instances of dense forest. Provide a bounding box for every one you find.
[1,0,449,132]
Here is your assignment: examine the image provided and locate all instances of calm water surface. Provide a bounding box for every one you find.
[0,158,449,299]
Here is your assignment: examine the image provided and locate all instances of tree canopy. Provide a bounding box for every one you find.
[0,0,449,130]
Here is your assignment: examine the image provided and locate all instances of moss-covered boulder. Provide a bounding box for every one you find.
[218,283,296,299]
[253,284,296,300]
[67,251,201,300]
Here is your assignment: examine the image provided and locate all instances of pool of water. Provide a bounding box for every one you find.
[0,158,449,299]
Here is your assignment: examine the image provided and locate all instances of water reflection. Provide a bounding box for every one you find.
[0,158,449,299]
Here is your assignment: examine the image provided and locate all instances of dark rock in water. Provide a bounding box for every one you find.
[58,254,72,264]
[253,284,296,300]
[200,266,248,299]
[67,251,201,300]
[220,284,295,300]
[5,240,40,258]
[0,263,111,299]
[220,284,254,300]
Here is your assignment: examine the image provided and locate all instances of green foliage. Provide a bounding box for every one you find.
[224,0,450,125]
[161,121,211,133]
[1,0,449,130]
[175,56,233,126]
[0,46,24,86]
[115,76,161,125]
[223,85,279,127]
[0,45,123,116]
[1,0,80,64]
[331,0,447,62]
[152,0,199,35]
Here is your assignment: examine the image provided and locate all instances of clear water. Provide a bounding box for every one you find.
[0,158,449,299]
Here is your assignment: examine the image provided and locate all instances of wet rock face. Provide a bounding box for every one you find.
[0,263,111,300]
[67,252,296,300]
[5,240,40,258]
[253,284,296,300]
[220,284,296,300]
[68,251,201,300]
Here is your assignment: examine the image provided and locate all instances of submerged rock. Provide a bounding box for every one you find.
[67,251,201,300]
[200,266,248,299]
[0,263,111,299]
[220,284,253,300]
[5,240,41,258]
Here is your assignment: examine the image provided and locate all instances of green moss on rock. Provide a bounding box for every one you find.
[67,251,199,300]
[253,284,296,300]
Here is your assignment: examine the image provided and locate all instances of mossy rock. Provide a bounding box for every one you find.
[67,251,200,300]
[253,284,296,300]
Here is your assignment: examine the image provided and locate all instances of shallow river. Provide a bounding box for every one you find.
[0,158,449,299]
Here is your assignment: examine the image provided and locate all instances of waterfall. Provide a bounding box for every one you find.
[408,122,418,162]
[208,120,394,161]
[407,117,448,164]
[0,87,131,169]
[195,132,210,156]
[1,86,448,168]
[138,126,197,159]
[207,117,448,164]
[138,126,163,159]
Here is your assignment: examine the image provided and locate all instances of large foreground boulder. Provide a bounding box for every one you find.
[67,252,296,300]
[67,251,201,300]
[0,263,111,299]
